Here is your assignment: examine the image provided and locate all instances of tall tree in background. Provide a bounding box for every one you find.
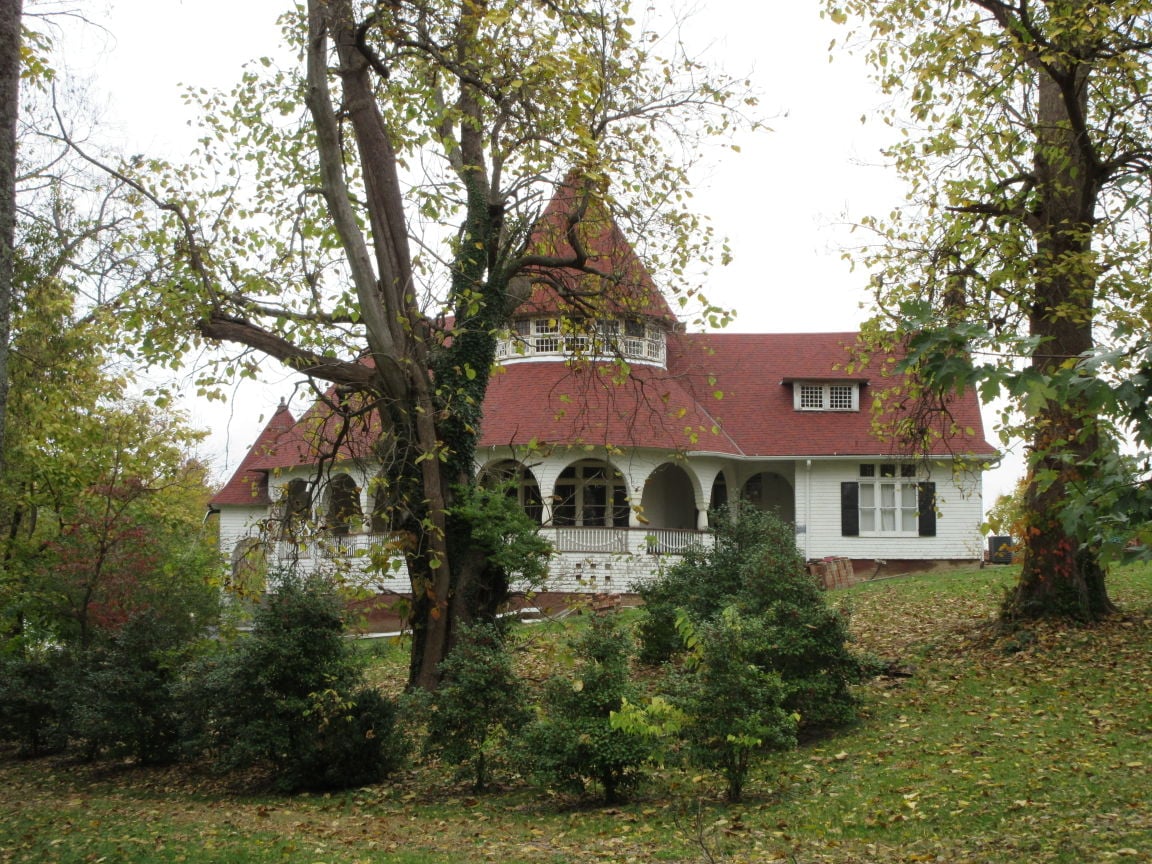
[0,0,23,470]
[104,0,750,687]
[827,0,1152,620]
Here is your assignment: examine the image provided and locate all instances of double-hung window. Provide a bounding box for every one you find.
[841,463,936,537]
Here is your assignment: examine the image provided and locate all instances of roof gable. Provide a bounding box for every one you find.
[210,402,297,507]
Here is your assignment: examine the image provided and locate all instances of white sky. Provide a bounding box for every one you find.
[52,0,1022,511]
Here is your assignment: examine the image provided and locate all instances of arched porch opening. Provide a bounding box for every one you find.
[710,472,729,512]
[479,460,544,524]
[324,473,362,536]
[641,463,697,530]
[280,478,312,538]
[742,471,795,524]
[553,459,629,527]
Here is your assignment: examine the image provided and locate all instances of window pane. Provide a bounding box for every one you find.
[880,463,896,478]
[829,385,853,409]
[553,486,576,525]
[881,483,896,507]
[859,485,875,507]
[583,484,607,525]
[800,385,823,408]
[860,509,875,531]
[612,486,630,527]
[859,463,876,478]
[881,508,896,531]
[900,463,917,478]
[902,508,919,532]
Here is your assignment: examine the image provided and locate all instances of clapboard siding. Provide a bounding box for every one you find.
[796,460,984,562]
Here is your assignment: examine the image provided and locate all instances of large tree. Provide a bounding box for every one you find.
[826,0,1152,620]
[101,0,749,687]
[0,0,23,471]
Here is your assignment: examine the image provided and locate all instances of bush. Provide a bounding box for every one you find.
[66,611,205,765]
[0,651,69,757]
[424,622,529,791]
[186,573,406,792]
[520,615,653,804]
[673,611,799,802]
[636,507,868,733]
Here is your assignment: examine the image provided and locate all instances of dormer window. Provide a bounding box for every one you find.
[794,382,860,411]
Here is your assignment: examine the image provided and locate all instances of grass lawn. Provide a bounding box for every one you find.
[1,563,1150,863]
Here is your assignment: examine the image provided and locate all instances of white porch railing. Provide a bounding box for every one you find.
[547,526,710,556]
[274,533,403,563]
[643,528,707,556]
[270,527,710,573]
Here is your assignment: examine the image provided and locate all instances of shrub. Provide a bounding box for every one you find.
[424,622,529,791]
[673,611,799,802]
[186,573,406,792]
[520,615,653,804]
[636,507,868,733]
[66,611,206,765]
[0,651,69,757]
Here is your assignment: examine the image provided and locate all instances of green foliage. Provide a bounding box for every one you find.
[0,649,69,757]
[185,573,405,792]
[671,611,799,802]
[423,622,529,791]
[520,615,653,804]
[65,610,213,765]
[824,1,1152,618]
[4,565,1152,861]
[636,507,868,732]
[446,483,553,613]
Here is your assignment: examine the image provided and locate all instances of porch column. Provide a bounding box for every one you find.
[697,509,709,530]
[358,482,373,534]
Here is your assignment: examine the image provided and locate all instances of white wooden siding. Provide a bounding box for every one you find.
[795,460,984,562]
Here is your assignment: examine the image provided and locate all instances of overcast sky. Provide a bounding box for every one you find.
[54,0,1021,509]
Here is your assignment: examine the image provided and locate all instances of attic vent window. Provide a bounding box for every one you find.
[794,382,859,411]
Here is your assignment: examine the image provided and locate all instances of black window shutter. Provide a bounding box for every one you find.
[841,482,859,536]
[918,482,937,537]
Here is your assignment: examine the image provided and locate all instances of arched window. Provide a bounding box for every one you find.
[640,463,697,530]
[553,460,629,527]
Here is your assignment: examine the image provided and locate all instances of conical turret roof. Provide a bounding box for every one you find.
[516,174,677,325]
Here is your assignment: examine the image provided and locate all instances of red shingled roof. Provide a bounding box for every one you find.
[215,333,995,495]
[517,177,677,324]
[210,401,297,507]
[476,332,995,459]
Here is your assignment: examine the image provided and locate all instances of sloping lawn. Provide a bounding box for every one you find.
[1,564,1149,863]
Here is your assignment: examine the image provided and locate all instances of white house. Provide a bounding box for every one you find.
[211,186,997,595]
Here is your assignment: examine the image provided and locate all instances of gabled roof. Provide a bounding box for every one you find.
[215,331,995,498]
[667,332,994,458]
[210,401,297,507]
[516,175,678,325]
[476,331,996,459]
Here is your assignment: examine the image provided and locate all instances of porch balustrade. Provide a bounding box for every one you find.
[269,527,709,572]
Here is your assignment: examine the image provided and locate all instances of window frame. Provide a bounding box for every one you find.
[841,464,936,538]
[793,382,860,412]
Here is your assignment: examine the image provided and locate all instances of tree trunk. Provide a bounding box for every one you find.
[1003,60,1116,621]
[0,0,23,473]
